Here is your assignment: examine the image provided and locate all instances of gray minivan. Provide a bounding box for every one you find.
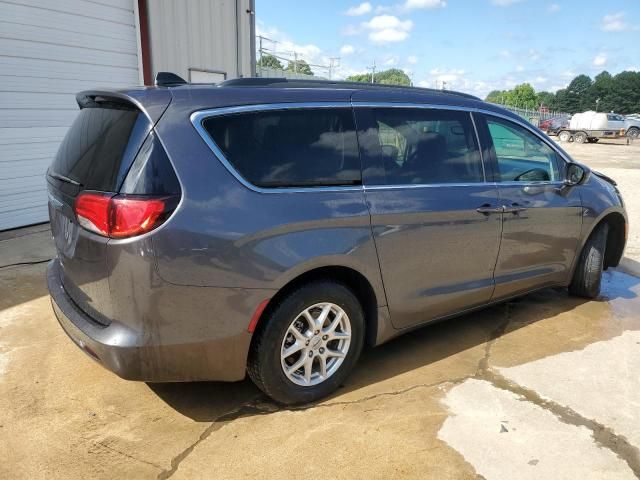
[47,77,627,404]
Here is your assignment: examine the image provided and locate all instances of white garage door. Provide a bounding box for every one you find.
[0,0,141,230]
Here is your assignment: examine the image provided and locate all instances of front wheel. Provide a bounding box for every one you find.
[569,223,609,298]
[247,281,365,404]
[574,131,587,144]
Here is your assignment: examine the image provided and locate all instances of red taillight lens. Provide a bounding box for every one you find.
[74,192,176,239]
[75,192,113,236]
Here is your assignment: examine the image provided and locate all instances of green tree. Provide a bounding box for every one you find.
[608,71,640,114]
[375,68,411,86]
[286,59,314,76]
[345,68,411,86]
[505,83,537,109]
[485,90,508,104]
[258,54,283,70]
[536,91,556,109]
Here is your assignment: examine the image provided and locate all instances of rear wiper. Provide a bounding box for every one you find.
[48,171,82,187]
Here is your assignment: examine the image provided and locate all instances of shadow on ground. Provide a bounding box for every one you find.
[149,272,639,422]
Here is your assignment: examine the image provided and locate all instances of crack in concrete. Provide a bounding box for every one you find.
[481,369,640,478]
[475,302,513,377]
[156,397,268,480]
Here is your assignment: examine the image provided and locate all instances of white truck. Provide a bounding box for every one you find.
[557,111,627,143]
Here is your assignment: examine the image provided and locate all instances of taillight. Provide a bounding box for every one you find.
[74,192,177,239]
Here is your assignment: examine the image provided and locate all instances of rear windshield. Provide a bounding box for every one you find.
[202,108,361,188]
[51,106,151,191]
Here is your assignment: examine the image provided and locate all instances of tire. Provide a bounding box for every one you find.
[569,223,609,299]
[592,138,599,143]
[627,127,639,139]
[558,131,571,142]
[574,131,587,144]
[247,280,365,405]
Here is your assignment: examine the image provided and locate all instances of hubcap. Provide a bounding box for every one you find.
[280,302,351,387]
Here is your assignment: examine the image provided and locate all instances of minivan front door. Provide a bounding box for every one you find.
[355,106,503,329]
[478,114,583,299]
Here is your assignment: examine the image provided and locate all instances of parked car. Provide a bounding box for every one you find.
[47,75,627,405]
[539,116,570,137]
[625,115,640,139]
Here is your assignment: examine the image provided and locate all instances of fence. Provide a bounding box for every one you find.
[493,104,570,126]
[256,65,327,80]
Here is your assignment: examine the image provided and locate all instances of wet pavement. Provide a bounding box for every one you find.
[1,227,640,479]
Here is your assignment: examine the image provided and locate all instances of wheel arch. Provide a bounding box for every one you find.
[252,265,382,349]
[573,209,627,274]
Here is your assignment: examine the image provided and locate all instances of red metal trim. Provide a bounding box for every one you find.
[137,0,152,85]
[247,299,270,333]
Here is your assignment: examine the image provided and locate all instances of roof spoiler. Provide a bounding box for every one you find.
[155,71,188,87]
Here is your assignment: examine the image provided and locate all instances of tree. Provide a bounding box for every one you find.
[258,54,283,70]
[345,68,411,86]
[505,83,537,109]
[536,91,556,109]
[286,59,313,76]
[375,68,411,86]
[485,90,508,104]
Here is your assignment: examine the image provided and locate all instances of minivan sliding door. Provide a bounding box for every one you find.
[355,106,502,329]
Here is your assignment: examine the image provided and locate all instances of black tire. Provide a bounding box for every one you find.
[574,131,587,144]
[247,280,365,405]
[558,130,571,142]
[569,223,609,298]
[627,127,639,139]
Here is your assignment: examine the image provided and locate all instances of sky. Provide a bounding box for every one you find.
[255,0,640,98]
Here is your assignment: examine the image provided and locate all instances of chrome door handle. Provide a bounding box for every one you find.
[504,204,527,214]
[476,205,503,215]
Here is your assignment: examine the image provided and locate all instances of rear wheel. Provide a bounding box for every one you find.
[627,127,639,139]
[558,130,572,142]
[247,281,365,405]
[574,131,587,144]
[569,223,609,299]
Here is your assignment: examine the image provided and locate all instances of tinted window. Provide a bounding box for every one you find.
[51,106,150,191]
[202,108,360,188]
[369,108,483,185]
[487,117,560,182]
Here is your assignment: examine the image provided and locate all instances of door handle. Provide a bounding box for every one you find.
[476,204,503,215]
[503,203,527,214]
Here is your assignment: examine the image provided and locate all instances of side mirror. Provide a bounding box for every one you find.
[564,163,586,186]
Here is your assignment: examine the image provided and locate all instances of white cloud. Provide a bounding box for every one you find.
[528,49,541,61]
[383,56,398,66]
[345,2,372,16]
[490,0,523,6]
[601,12,634,32]
[548,3,560,12]
[403,0,446,10]
[363,15,413,44]
[515,65,525,72]
[593,53,607,66]
[340,44,355,55]
[628,66,639,72]
[407,55,418,64]
[499,49,511,58]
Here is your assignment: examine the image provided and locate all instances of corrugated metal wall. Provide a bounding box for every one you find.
[0,0,140,230]
[146,0,254,82]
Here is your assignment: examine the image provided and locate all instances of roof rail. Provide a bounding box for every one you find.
[218,77,481,100]
[155,71,188,87]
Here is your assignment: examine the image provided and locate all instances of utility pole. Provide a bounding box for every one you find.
[328,57,340,80]
[293,51,298,73]
[258,35,263,73]
[442,81,447,90]
[368,60,376,83]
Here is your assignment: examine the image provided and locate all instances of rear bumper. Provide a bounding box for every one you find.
[47,259,254,382]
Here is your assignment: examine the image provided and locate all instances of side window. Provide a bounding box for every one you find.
[370,108,484,185]
[486,117,560,182]
[202,108,360,188]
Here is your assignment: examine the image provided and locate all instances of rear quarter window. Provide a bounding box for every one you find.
[201,108,361,188]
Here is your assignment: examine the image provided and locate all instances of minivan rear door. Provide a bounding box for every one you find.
[354,105,503,329]
[47,92,168,324]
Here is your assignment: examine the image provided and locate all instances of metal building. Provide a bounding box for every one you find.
[0,0,255,231]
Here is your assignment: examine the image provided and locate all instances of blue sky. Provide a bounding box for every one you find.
[256,0,640,98]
